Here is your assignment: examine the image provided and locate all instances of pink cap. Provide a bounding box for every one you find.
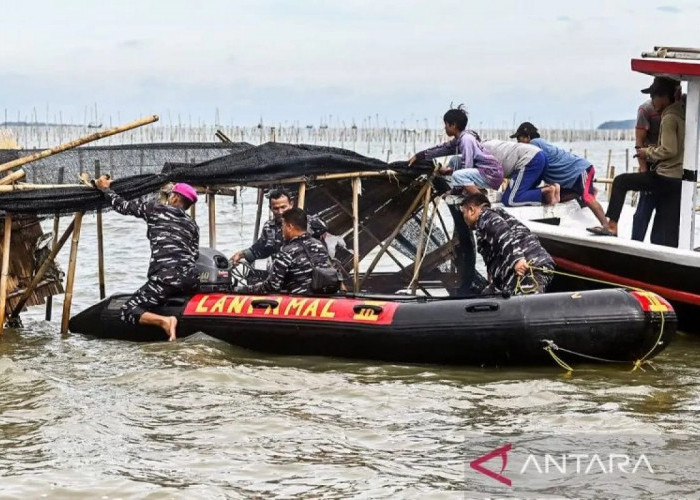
[172,183,198,203]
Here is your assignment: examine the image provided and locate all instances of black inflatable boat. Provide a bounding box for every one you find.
[69,259,677,366]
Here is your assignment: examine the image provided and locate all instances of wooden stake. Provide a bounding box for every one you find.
[360,178,434,287]
[208,191,216,248]
[61,212,83,334]
[95,161,106,300]
[0,215,12,335]
[411,183,433,294]
[253,188,264,243]
[352,177,360,292]
[297,182,307,209]
[318,186,432,296]
[0,115,159,173]
[46,167,64,320]
[11,219,76,318]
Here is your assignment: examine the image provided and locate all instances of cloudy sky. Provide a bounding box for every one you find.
[1,0,698,128]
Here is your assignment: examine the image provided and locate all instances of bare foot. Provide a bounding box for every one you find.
[166,316,178,342]
[552,183,561,204]
[542,185,556,206]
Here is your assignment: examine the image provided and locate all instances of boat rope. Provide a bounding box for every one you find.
[527,264,667,374]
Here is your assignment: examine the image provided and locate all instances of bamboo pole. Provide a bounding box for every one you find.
[46,167,64,320]
[208,191,216,248]
[0,215,12,335]
[0,169,26,185]
[318,186,432,296]
[0,115,159,173]
[0,183,84,192]
[352,177,360,292]
[10,219,76,318]
[360,177,434,287]
[61,212,83,334]
[411,183,433,294]
[253,188,264,244]
[297,182,306,209]
[95,161,106,300]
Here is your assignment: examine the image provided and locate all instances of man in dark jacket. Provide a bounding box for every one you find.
[230,188,327,265]
[96,177,200,340]
[461,193,554,295]
[236,208,333,295]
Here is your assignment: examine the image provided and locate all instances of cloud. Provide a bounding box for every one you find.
[657,5,680,13]
[557,15,572,22]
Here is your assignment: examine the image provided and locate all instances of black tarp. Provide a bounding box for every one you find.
[0,142,433,215]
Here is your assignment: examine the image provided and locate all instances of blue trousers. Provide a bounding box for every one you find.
[502,151,546,206]
[631,191,657,242]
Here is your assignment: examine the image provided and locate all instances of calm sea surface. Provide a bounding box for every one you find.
[2,142,700,498]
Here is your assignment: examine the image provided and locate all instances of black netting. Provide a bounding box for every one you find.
[0,142,431,215]
[5,142,252,185]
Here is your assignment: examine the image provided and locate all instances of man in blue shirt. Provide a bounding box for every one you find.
[511,122,607,227]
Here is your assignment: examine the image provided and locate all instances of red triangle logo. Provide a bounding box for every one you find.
[469,444,512,487]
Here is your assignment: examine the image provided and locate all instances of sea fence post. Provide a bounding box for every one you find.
[0,214,12,335]
[95,160,106,299]
[61,212,84,334]
[45,166,65,321]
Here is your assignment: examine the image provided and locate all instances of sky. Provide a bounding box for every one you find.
[1,0,699,129]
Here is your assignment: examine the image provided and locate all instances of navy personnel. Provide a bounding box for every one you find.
[95,177,200,340]
[461,193,554,295]
[230,188,327,265]
[235,208,333,295]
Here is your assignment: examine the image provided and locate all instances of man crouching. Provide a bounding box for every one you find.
[461,193,554,295]
[95,177,200,340]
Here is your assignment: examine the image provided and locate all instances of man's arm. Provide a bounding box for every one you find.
[409,137,458,165]
[635,128,649,172]
[643,115,679,162]
[96,177,151,219]
[635,105,650,172]
[240,251,291,294]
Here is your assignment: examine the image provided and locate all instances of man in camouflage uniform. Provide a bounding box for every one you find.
[461,193,554,295]
[96,177,200,340]
[235,208,333,295]
[231,188,327,266]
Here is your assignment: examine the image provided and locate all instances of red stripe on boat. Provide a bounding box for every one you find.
[183,293,398,325]
[554,256,700,306]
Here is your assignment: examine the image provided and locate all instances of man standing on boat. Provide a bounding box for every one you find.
[230,188,328,267]
[631,78,682,241]
[588,77,684,246]
[95,177,200,341]
[512,122,607,227]
[461,193,554,295]
[235,208,335,295]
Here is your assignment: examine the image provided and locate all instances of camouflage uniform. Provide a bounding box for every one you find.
[104,190,200,324]
[238,233,332,295]
[243,216,327,262]
[475,207,554,295]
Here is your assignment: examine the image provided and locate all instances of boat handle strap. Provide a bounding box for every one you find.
[251,299,280,309]
[353,304,383,314]
[465,303,499,313]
